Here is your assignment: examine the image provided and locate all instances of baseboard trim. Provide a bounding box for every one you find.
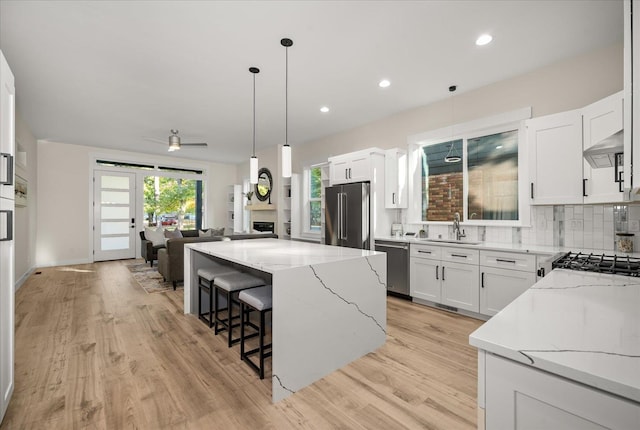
[34,258,93,269]
[15,267,36,291]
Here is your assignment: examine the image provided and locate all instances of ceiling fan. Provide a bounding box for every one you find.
[145,129,208,152]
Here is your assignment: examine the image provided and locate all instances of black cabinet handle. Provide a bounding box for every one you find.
[0,210,13,241]
[436,265,439,280]
[442,266,445,281]
[392,192,396,204]
[583,178,588,197]
[451,253,467,258]
[417,250,432,254]
[530,182,534,199]
[0,153,13,186]
[496,258,516,264]
[481,272,485,288]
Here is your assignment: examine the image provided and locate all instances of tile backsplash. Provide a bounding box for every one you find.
[403,204,640,251]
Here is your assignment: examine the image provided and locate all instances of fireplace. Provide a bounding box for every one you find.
[253,221,275,233]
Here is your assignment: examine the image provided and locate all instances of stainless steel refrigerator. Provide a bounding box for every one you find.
[324,182,370,250]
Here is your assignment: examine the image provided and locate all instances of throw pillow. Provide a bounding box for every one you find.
[164,229,183,239]
[144,226,165,247]
[199,229,212,237]
[210,227,224,236]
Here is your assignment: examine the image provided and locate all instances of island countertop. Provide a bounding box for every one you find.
[469,269,640,403]
[186,238,381,273]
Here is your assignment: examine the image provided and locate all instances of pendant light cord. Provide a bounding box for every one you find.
[253,72,256,157]
[285,45,288,146]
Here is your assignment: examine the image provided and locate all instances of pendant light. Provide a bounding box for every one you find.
[444,85,461,163]
[281,38,293,178]
[249,67,260,184]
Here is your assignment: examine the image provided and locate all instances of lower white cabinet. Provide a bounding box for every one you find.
[484,353,640,430]
[410,244,479,313]
[479,250,538,316]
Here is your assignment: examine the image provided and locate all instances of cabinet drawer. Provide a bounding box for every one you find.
[441,246,479,265]
[410,243,442,260]
[480,250,536,272]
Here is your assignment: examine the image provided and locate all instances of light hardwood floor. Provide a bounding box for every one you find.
[2,260,483,429]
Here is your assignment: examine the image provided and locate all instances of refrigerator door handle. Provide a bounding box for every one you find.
[341,192,348,240]
[0,210,12,241]
[336,192,342,240]
[0,153,13,186]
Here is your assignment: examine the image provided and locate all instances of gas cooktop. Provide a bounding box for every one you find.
[552,252,640,277]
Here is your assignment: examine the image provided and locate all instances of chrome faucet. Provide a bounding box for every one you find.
[453,212,465,241]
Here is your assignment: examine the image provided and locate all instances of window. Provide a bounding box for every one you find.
[143,176,202,230]
[409,107,530,225]
[309,166,322,232]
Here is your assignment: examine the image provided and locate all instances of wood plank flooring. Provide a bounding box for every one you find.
[2,260,482,429]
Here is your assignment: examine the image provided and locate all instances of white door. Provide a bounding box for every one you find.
[93,171,137,261]
[409,257,441,302]
[0,201,14,423]
[480,267,536,316]
[441,261,480,312]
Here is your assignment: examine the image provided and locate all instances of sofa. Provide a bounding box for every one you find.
[157,232,278,289]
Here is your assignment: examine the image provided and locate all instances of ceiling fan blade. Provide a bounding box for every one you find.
[181,143,208,147]
[143,137,168,145]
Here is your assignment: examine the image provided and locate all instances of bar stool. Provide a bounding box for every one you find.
[213,272,265,347]
[197,264,239,327]
[239,285,272,379]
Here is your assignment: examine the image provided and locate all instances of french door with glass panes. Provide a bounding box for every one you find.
[93,171,137,261]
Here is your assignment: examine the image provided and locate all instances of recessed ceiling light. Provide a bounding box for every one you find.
[378,79,391,88]
[320,106,330,113]
[476,34,493,46]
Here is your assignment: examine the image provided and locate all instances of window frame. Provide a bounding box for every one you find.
[407,107,531,227]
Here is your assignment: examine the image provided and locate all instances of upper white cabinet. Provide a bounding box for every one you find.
[582,92,624,204]
[329,148,384,185]
[624,0,640,199]
[527,110,584,205]
[384,148,408,209]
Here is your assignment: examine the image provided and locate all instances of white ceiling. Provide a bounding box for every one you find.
[0,0,623,164]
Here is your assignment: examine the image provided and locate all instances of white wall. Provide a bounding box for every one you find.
[291,42,622,170]
[36,141,236,267]
[14,112,37,287]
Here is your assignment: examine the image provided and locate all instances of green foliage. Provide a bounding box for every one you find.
[310,167,322,199]
[143,176,198,229]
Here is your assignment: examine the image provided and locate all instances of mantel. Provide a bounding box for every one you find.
[245,204,277,211]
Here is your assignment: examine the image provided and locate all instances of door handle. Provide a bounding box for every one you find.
[614,152,623,193]
[0,210,13,241]
[348,167,352,179]
[496,258,516,264]
[451,253,467,258]
[481,272,485,288]
[0,153,13,186]
[442,266,445,281]
[436,265,439,280]
[530,182,534,199]
[341,192,348,240]
[583,178,588,197]
[345,169,348,180]
[392,192,396,205]
[337,193,342,240]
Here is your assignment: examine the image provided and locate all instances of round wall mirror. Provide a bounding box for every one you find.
[255,167,272,202]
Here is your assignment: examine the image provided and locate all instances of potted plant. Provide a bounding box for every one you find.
[244,190,254,205]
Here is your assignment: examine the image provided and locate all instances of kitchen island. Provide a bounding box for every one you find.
[470,269,640,429]
[183,238,387,402]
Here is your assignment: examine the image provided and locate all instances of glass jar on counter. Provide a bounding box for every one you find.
[616,232,635,254]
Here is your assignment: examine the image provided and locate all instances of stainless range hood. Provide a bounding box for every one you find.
[583,130,623,169]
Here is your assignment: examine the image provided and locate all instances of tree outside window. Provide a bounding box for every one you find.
[309,167,322,231]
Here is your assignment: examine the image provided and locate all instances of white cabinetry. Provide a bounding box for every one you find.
[328,148,383,185]
[624,0,640,198]
[0,50,15,423]
[479,250,537,316]
[384,148,408,209]
[410,243,479,313]
[527,110,583,205]
[484,353,640,430]
[278,174,299,240]
[226,184,243,232]
[583,92,624,203]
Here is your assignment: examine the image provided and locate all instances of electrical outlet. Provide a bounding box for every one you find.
[630,220,640,232]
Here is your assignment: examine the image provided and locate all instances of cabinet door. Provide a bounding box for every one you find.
[527,110,583,205]
[0,52,15,201]
[384,149,408,209]
[409,257,441,302]
[485,354,640,430]
[348,156,370,182]
[583,92,624,203]
[480,267,536,316]
[441,261,479,312]
[329,159,349,185]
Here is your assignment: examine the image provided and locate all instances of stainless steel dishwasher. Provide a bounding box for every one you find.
[374,240,410,298]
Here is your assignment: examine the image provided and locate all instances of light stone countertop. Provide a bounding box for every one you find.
[186,238,381,273]
[469,269,640,402]
[376,235,640,258]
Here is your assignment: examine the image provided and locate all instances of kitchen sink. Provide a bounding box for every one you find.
[416,238,481,245]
